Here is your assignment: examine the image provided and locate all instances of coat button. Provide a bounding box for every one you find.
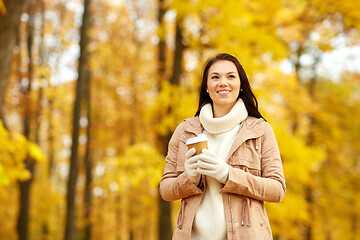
[255,146,259,150]
[260,223,263,227]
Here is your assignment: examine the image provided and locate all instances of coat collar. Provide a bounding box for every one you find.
[183,116,265,159]
[183,116,203,136]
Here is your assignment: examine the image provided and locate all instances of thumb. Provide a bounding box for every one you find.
[185,147,196,159]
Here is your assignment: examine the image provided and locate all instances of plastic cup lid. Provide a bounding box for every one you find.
[186,133,208,145]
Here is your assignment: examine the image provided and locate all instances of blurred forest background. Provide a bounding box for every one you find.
[0,0,360,239]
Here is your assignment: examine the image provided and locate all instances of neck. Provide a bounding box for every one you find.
[212,102,236,118]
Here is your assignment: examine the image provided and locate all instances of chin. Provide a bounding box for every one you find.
[215,100,237,107]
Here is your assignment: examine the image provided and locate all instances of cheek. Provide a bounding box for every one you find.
[231,83,241,98]
[207,82,215,91]
[232,81,241,92]
[206,83,217,100]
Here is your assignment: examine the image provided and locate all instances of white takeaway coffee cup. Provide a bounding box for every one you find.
[186,134,208,155]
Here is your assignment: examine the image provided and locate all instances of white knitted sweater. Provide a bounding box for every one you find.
[191,100,248,240]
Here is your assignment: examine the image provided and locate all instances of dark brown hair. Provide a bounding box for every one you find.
[194,53,265,120]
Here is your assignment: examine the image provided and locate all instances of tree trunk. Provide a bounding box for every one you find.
[157,0,166,87]
[17,165,35,240]
[169,19,185,86]
[34,1,48,238]
[159,16,185,240]
[0,0,27,123]
[48,98,55,176]
[83,65,92,240]
[64,0,92,239]
[34,0,45,146]
[158,191,172,240]
[17,0,37,239]
[156,1,170,238]
[292,43,322,240]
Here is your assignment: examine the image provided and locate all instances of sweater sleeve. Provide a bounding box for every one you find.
[159,122,203,202]
[220,122,286,203]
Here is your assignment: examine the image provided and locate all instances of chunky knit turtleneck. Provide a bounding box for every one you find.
[191,99,248,240]
[199,99,248,134]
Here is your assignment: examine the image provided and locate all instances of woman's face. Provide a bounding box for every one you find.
[207,60,241,116]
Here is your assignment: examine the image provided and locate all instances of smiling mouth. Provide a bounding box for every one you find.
[217,90,231,95]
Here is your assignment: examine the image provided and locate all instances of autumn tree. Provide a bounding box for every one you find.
[64,0,92,239]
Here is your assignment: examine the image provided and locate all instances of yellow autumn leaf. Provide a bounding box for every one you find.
[0,164,10,186]
[18,169,31,181]
[28,142,45,162]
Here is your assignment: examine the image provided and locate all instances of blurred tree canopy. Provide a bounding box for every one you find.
[0,0,360,239]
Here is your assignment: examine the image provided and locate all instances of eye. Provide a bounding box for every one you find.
[211,75,219,80]
[229,75,236,79]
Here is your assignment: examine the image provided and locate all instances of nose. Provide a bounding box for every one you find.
[219,76,228,87]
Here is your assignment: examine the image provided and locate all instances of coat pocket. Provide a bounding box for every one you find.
[245,138,262,164]
[255,201,271,232]
[229,140,261,176]
[176,198,187,229]
[230,157,261,176]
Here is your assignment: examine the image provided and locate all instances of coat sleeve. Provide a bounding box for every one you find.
[159,122,203,202]
[220,122,286,203]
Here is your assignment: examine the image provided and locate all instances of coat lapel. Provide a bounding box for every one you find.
[226,117,264,160]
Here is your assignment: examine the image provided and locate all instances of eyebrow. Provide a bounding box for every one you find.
[210,71,237,75]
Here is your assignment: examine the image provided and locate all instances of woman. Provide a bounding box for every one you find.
[159,53,286,240]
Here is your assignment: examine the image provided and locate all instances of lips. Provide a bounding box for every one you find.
[217,90,231,96]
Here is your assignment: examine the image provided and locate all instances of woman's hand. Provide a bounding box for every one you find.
[198,149,229,184]
[184,148,201,185]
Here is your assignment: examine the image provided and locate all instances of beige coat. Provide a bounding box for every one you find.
[159,116,286,240]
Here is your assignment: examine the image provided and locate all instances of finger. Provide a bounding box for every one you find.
[185,148,196,159]
[187,162,199,170]
[197,160,216,171]
[186,155,200,164]
[197,168,215,177]
[202,149,218,158]
[199,153,218,164]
